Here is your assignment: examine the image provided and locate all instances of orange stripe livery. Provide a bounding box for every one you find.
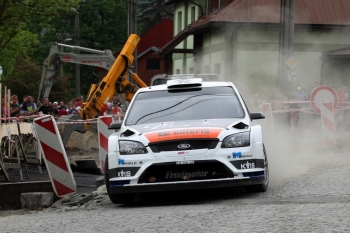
[144,128,224,143]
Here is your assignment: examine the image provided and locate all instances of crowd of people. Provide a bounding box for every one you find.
[2,94,123,122]
[248,81,350,132]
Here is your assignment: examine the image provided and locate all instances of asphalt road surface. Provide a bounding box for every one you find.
[1,128,350,232]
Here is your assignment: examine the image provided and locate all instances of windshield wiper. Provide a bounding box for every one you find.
[140,98,213,124]
[133,94,210,124]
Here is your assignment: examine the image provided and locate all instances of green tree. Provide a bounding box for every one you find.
[137,0,174,34]
[32,0,129,97]
[0,0,81,76]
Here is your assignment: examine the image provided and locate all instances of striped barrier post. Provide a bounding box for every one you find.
[320,102,336,147]
[262,103,275,132]
[33,115,77,197]
[97,116,114,174]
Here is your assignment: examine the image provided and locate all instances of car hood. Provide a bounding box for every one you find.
[122,118,249,136]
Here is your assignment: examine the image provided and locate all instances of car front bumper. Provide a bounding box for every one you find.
[109,176,265,194]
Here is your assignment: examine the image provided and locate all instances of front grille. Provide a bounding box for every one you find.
[149,139,219,153]
[138,160,234,183]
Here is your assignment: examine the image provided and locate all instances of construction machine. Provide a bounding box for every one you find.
[38,34,146,146]
[79,34,146,120]
[38,43,116,105]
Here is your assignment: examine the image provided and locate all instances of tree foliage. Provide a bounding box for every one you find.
[137,0,174,34]
[0,0,81,76]
[0,0,129,101]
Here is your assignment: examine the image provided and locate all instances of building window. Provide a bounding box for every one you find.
[214,63,220,75]
[191,6,196,23]
[147,58,160,70]
[177,11,182,33]
[176,69,181,74]
[204,65,209,73]
[189,67,194,74]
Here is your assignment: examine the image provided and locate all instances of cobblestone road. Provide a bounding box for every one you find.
[1,130,350,232]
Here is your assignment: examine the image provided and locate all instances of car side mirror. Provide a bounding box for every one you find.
[250,112,265,120]
[109,122,122,130]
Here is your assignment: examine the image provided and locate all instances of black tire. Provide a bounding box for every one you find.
[105,156,136,204]
[245,144,269,193]
[105,156,110,194]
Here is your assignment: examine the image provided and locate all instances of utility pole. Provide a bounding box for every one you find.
[74,9,80,97]
[279,0,295,90]
[127,0,137,83]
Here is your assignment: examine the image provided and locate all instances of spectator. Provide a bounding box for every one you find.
[312,80,320,90]
[1,96,8,119]
[295,87,308,127]
[99,103,109,116]
[112,102,122,115]
[75,95,82,107]
[57,100,66,111]
[20,95,28,115]
[21,95,37,121]
[58,106,68,116]
[52,102,59,116]
[289,91,300,132]
[67,103,74,114]
[38,97,53,115]
[75,106,81,115]
[10,95,20,118]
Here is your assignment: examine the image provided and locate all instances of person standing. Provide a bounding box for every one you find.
[10,95,20,118]
[38,97,53,115]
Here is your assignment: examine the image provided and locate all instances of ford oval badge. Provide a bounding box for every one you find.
[178,144,191,149]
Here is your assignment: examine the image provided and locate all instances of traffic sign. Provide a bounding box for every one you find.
[287,57,298,69]
[310,85,338,114]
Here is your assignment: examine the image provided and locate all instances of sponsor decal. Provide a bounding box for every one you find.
[117,170,131,177]
[144,127,224,143]
[62,55,72,62]
[176,161,194,165]
[240,162,255,169]
[118,159,137,165]
[230,159,264,169]
[109,167,140,178]
[165,170,208,179]
[232,152,242,158]
[178,151,190,155]
[123,162,137,165]
[232,152,252,159]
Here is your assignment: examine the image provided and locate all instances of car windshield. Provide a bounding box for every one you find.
[125,86,245,126]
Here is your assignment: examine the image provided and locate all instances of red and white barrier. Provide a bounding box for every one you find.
[261,103,275,132]
[33,115,77,197]
[320,102,336,147]
[97,116,114,173]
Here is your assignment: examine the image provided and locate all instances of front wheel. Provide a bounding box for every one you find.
[245,144,269,193]
[104,156,136,204]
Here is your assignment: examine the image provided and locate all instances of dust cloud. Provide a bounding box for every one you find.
[260,115,347,188]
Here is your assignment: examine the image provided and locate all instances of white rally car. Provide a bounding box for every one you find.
[105,78,268,204]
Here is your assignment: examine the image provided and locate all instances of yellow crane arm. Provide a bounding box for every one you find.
[79,34,145,120]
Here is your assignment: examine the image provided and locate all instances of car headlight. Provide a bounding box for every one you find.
[119,141,148,154]
[222,132,250,148]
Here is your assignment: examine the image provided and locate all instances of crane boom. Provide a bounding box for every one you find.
[79,34,147,120]
[37,43,115,104]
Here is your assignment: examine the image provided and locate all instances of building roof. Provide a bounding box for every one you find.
[322,47,350,58]
[191,0,350,30]
[159,0,350,54]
